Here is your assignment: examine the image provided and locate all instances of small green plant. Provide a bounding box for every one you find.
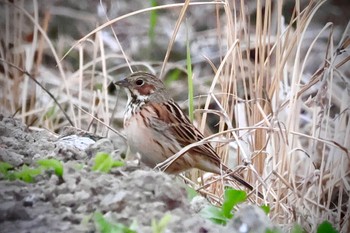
[92,152,125,173]
[265,228,281,233]
[260,204,270,215]
[185,186,197,200]
[0,162,13,176]
[317,221,338,233]
[200,188,247,225]
[291,224,304,233]
[151,213,172,233]
[289,221,338,233]
[10,165,42,183]
[37,159,63,177]
[0,159,64,183]
[93,212,136,233]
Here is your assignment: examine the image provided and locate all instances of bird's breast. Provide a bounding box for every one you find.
[123,106,168,168]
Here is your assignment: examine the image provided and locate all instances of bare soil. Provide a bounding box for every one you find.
[0,115,227,233]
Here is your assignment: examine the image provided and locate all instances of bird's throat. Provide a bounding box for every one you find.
[124,89,149,117]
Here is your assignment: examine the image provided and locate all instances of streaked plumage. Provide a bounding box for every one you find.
[115,71,259,196]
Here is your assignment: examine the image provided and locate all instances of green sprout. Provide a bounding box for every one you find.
[0,159,64,183]
[92,152,125,173]
[291,224,304,233]
[317,221,338,233]
[260,204,270,215]
[37,159,63,177]
[0,162,13,176]
[185,186,197,200]
[151,213,172,233]
[201,188,247,225]
[93,212,136,233]
[11,165,42,183]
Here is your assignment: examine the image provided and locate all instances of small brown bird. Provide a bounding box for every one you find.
[115,71,259,195]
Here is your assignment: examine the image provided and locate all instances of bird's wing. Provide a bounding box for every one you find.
[147,101,263,197]
[148,100,221,163]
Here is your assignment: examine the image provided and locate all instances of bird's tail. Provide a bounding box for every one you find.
[222,165,264,199]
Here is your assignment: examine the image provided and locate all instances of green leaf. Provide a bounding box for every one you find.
[6,172,17,181]
[200,205,228,225]
[93,212,113,233]
[186,20,194,122]
[44,106,56,119]
[92,152,124,173]
[185,186,197,200]
[317,221,338,233]
[260,205,270,215]
[129,220,138,232]
[265,228,282,233]
[37,159,63,177]
[164,69,181,85]
[200,188,247,225]
[95,83,103,91]
[112,160,125,168]
[148,0,158,41]
[0,162,13,175]
[14,165,42,183]
[93,212,136,233]
[221,189,247,218]
[93,152,114,173]
[291,224,305,233]
[151,213,172,233]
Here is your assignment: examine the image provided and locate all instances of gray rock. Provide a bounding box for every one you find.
[225,204,274,233]
[86,138,114,157]
[0,148,24,166]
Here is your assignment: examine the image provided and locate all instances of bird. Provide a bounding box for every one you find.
[115,71,261,197]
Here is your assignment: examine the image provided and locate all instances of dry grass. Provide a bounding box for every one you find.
[0,0,349,232]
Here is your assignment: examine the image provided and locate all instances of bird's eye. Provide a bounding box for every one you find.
[135,79,144,86]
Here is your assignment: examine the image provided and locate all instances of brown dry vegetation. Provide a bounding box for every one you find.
[0,0,349,232]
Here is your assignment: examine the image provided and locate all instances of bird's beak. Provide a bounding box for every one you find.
[114,78,129,87]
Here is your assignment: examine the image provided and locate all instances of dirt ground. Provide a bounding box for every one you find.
[0,115,273,233]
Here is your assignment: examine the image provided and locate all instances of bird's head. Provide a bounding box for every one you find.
[115,72,169,103]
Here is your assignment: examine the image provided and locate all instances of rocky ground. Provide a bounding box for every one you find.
[0,115,272,233]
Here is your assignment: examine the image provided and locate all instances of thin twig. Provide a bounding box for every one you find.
[0,58,74,126]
